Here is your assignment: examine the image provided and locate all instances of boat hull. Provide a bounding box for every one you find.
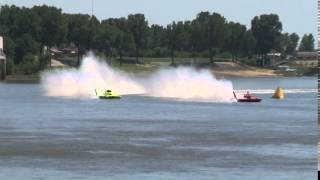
[237,99,262,103]
[95,89,121,99]
[99,96,121,99]
[233,91,262,103]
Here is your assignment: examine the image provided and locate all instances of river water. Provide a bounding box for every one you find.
[0,77,317,180]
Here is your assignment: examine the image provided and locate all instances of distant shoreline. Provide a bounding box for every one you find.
[213,70,282,78]
[3,70,315,84]
[3,57,317,83]
[4,75,40,84]
[3,59,318,83]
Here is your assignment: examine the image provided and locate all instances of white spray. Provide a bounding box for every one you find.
[41,54,234,102]
[145,68,233,101]
[41,55,145,98]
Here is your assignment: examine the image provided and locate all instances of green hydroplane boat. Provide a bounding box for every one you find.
[95,89,121,99]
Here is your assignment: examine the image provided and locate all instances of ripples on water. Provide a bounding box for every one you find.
[0,77,317,180]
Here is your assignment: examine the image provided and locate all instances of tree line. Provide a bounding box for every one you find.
[0,5,315,74]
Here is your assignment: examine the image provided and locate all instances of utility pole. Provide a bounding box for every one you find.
[91,0,94,18]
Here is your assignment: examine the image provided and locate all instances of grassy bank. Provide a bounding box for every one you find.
[5,74,40,83]
[4,56,317,83]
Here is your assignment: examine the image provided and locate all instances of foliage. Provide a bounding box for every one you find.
[39,54,51,70]
[66,14,98,65]
[166,22,179,63]
[5,58,14,75]
[224,22,247,61]
[279,33,299,56]
[251,14,282,56]
[14,54,39,74]
[127,14,148,63]
[33,5,67,49]
[0,5,313,74]
[299,34,314,51]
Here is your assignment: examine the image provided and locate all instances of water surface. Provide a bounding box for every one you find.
[0,77,317,180]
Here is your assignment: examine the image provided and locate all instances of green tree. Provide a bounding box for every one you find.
[206,13,226,63]
[100,18,134,66]
[280,33,299,56]
[225,22,247,61]
[127,14,148,63]
[114,31,134,67]
[14,34,39,64]
[1,36,16,61]
[188,20,203,60]
[0,5,41,65]
[241,30,256,58]
[102,17,128,32]
[33,5,67,66]
[97,23,117,64]
[299,34,314,51]
[86,16,100,50]
[148,24,167,51]
[167,22,179,64]
[175,21,191,53]
[66,14,92,66]
[288,33,299,54]
[251,14,282,65]
[194,12,211,53]
[33,6,67,48]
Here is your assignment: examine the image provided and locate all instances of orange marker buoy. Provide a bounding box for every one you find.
[272,87,285,99]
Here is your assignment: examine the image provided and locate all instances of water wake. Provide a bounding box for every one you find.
[235,89,316,94]
[145,68,234,101]
[41,54,234,102]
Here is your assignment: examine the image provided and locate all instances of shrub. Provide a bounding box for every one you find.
[14,54,39,74]
[218,52,232,59]
[5,58,14,75]
[39,54,51,70]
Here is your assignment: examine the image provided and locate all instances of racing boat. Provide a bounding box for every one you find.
[233,91,262,103]
[95,89,121,99]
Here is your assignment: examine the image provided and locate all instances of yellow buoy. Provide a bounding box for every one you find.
[272,87,285,99]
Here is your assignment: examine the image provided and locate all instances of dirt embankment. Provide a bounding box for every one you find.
[212,62,281,77]
[3,59,283,83]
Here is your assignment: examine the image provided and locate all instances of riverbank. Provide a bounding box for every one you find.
[116,60,284,77]
[2,67,281,83]
[213,69,280,77]
[4,74,39,83]
[212,62,281,77]
[4,58,315,83]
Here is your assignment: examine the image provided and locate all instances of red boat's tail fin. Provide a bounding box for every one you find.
[233,91,237,100]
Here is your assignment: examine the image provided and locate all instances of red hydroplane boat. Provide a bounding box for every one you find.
[233,91,262,103]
